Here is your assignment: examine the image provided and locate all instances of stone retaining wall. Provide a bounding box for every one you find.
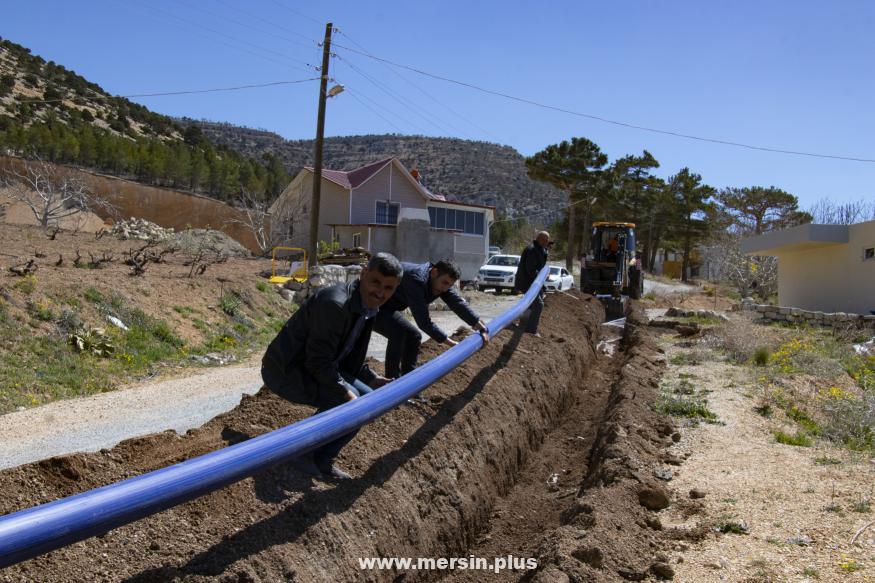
[742,300,875,329]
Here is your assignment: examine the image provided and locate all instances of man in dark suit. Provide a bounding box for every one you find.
[514,231,550,336]
[373,259,489,378]
[261,252,403,480]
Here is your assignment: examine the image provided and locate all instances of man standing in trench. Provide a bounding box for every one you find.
[373,259,489,379]
[514,231,550,337]
[261,253,403,480]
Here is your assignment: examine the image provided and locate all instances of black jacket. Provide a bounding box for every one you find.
[380,261,479,343]
[514,240,548,292]
[262,280,377,406]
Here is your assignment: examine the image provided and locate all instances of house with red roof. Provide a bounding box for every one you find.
[269,157,495,279]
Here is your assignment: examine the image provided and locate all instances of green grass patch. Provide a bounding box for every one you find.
[774,430,812,447]
[716,520,749,535]
[787,406,821,435]
[656,394,719,422]
[12,275,37,295]
[219,292,243,316]
[753,404,773,418]
[814,456,842,466]
[83,287,104,303]
[256,281,270,293]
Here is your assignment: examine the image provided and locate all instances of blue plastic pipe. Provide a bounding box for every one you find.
[0,266,548,568]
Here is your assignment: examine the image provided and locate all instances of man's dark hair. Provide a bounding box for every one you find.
[367,252,403,278]
[432,259,461,280]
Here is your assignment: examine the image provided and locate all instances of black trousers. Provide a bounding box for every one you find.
[372,309,422,378]
[260,365,371,465]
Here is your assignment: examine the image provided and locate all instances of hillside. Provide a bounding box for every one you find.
[0,35,566,223]
[188,122,567,223]
[0,37,290,203]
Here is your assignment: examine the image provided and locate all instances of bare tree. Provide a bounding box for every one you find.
[0,158,116,231]
[808,198,875,225]
[224,190,274,255]
[707,232,777,300]
[225,188,306,255]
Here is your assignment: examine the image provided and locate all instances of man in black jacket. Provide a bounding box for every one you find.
[514,231,550,336]
[374,260,489,378]
[261,252,403,480]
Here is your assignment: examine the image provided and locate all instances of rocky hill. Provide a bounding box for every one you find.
[187,122,566,223]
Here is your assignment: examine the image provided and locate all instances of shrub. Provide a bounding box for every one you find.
[753,347,770,366]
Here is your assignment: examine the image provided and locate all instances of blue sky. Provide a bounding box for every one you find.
[4,0,874,208]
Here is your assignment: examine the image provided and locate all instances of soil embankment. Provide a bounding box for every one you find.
[0,295,674,582]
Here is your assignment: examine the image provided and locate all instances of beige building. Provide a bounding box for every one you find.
[741,220,875,315]
[269,157,495,280]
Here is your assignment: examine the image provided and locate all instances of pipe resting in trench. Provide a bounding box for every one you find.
[0,267,550,568]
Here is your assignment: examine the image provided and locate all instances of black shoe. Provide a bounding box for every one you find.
[288,455,322,478]
[316,461,353,480]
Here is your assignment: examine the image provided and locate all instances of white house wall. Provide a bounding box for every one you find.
[847,221,875,315]
[388,164,427,211]
[349,164,427,225]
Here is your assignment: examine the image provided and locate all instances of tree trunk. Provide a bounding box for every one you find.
[566,195,576,271]
[583,203,592,255]
[681,224,692,282]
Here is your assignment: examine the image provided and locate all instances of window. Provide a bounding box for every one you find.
[375,201,400,225]
[427,207,485,235]
[353,232,361,248]
[865,247,874,261]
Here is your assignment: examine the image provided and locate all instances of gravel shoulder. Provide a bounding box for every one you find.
[656,321,875,582]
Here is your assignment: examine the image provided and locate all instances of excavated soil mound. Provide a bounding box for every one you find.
[0,295,675,582]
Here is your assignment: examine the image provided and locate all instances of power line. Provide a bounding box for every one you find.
[128,0,317,73]
[336,29,502,142]
[335,29,504,143]
[19,78,319,104]
[342,86,406,133]
[333,69,431,134]
[492,198,588,224]
[332,43,875,164]
[179,0,320,52]
[333,57,439,135]
[334,54,459,137]
[269,0,325,27]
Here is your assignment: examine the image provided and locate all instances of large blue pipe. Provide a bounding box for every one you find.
[0,267,549,568]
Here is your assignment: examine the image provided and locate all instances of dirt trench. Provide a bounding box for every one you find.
[0,293,674,582]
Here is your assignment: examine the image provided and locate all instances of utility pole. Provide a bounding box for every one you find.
[308,22,333,265]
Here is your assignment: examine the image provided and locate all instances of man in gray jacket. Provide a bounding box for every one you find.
[261,253,403,480]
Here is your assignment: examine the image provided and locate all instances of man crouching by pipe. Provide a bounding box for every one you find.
[260,252,403,480]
